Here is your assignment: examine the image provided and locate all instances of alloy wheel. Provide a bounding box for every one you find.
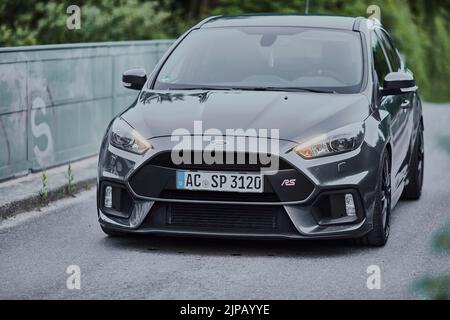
[417,131,424,190]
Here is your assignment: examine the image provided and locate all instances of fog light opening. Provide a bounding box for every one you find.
[104,186,113,208]
[345,194,356,217]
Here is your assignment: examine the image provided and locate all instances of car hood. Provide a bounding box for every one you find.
[121,90,370,143]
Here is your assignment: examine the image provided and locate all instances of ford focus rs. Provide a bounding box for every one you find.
[97,15,424,246]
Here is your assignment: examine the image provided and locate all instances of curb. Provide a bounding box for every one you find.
[0,177,97,221]
[0,157,98,221]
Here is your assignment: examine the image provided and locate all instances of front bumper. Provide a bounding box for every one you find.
[97,136,379,240]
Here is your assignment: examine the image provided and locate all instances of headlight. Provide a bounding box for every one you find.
[294,123,365,159]
[109,118,152,155]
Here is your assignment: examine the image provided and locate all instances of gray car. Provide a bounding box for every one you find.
[97,15,424,246]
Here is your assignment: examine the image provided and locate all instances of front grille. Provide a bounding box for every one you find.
[128,151,315,203]
[169,203,278,230]
[160,190,279,203]
[148,151,292,171]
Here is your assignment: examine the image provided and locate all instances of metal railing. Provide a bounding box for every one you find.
[0,40,173,181]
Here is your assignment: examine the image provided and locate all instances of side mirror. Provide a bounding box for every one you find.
[381,71,417,96]
[122,68,147,90]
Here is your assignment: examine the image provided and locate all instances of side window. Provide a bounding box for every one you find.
[371,31,391,85]
[376,30,401,72]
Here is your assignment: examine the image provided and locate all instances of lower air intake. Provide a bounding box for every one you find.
[169,203,277,231]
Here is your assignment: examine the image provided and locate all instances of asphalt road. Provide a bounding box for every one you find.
[0,103,449,300]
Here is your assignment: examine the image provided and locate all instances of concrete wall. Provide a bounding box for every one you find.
[0,40,173,181]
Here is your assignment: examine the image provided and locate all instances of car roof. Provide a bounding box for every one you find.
[199,14,364,31]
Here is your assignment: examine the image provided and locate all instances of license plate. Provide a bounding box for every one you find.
[176,171,263,193]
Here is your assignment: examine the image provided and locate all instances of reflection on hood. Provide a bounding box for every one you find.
[122,90,370,143]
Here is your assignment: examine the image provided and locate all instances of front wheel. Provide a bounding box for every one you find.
[359,150,391,247]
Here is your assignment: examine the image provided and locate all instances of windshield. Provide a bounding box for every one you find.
[154,26,364,93]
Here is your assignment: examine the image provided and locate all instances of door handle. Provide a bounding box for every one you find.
[401,99,411,109]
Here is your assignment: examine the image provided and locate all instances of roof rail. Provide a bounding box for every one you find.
[352,16,365,31]
[193,15,223,29]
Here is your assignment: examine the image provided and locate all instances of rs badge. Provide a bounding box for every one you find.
[281,179,296,187]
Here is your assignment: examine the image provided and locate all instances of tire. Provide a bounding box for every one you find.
[359,150,392,247]
[101,225,128,237]
[402,127,424,200]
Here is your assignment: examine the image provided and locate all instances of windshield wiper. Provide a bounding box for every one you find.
[238,87,337,94]
[166,86,336,93]
[168,86,234,91]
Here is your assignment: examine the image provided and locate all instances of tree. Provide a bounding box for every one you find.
[0,0,448,101]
